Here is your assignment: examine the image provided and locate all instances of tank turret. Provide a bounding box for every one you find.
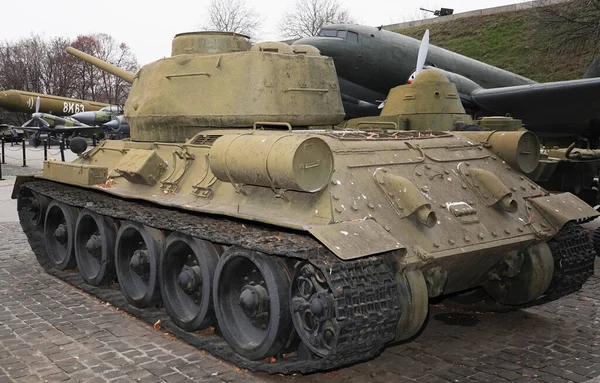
[344,69,473,131]
[67,32,344,142]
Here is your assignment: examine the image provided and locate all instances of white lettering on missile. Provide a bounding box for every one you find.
[63,102,85,114]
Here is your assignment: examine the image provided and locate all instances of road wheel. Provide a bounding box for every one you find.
[395,270,429,342]
[213,247,293,360]
[160,232,220,331]
[74,210,116,286]
[484,243,554,305]
[44,200,77,270]
[115,221,163,308]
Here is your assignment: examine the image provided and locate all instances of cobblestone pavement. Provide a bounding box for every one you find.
[1,149,600,383]
[1,221,600,383]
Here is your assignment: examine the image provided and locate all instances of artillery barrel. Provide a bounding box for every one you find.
[66,47,135,84]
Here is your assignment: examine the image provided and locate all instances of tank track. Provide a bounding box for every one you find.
[18,180,400,374]
[545,222,596,300]
[592,226,600,258]
[304,253,399,359]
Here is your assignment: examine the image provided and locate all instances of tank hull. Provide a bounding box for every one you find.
[12,128,598,372]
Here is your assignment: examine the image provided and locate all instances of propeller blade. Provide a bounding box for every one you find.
[35,96,40,114]
[22,118,34,128]
[415,29,430,76]
[30,113,50,129]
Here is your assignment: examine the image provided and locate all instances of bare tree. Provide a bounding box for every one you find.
[202,0,261,38]
[70,33,138,106]
[0,35,47,94]
[0,33,138,124]
[279,0,354,39]
[534,0,600,56]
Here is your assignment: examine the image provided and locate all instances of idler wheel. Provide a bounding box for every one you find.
[213,247,293,360]
[484,243,554,305]
[115,221,163,308]
[159,232,220,332]
[44,200,78,270]
[74,210,116,286]
[290,263,338,357]
[18,188,49,228]
[394,270,429,342]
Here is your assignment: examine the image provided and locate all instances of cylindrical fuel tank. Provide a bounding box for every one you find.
[453,130,540,174]
[209,133,333,192]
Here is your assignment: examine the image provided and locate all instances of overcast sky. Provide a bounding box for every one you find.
[1,0,526,66]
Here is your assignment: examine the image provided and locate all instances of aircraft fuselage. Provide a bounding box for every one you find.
[294,24,535,105]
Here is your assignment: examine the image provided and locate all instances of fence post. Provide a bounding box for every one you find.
[60,138,65,162]
[43,140,48,161]
[1,138,4,164]
[21,139,27,167]
[0,151,3,181]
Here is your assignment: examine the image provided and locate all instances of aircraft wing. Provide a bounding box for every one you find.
[20,127,45,133]
[51,125,103,134]
[470,77,600,125]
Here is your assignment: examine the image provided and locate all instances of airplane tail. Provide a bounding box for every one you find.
[583,57,600,78]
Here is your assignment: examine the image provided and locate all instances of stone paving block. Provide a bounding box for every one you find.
[136,375,162,383]
[100,369,126,380]
[161,373,193,383]
[2,220,600,382]
[44,371,73,382]
[79,378,106,383]
[67,368,99,381]
[536,375,569,383]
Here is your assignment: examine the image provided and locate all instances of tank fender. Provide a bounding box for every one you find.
[11,175,37,199]
[374,170,437,228]
[528,192,599,229]
[308,219,405,260]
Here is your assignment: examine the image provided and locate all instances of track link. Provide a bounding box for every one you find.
[592,226,600,258]
[545,222,596,299]
[18,180,400,374]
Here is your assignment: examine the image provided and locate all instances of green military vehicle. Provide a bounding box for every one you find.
[13,32,597,373]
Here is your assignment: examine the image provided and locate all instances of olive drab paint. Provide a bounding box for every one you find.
[0,90,109,116]
[12,31,599,371]
[66,32,345,143]
[44,33,598,289]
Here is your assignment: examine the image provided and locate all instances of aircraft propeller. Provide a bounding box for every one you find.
[415,30,429,77]
[379,28,430,109]
[22,96,50,129]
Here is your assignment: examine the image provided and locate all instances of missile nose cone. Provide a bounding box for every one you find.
[71,111,96,125]
[102,119,120,131]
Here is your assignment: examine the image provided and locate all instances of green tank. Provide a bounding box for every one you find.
[13,32,598,373]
